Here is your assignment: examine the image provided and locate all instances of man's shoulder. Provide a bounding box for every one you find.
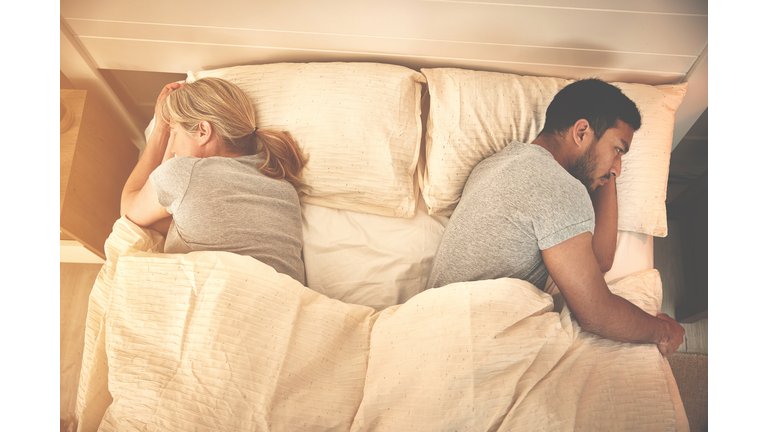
[472,141,564,183]
[488,141,557,167]
[488,143,588,204]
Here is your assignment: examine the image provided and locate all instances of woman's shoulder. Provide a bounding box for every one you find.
[196,155,297,192]
[194,154,264,172]
[152,156,201,181]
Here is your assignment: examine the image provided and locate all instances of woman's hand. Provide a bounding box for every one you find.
[155,82,185,129]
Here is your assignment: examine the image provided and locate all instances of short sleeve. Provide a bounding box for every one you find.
[533,173,595,251]
[149,156,199,215]
[537,219,594,250]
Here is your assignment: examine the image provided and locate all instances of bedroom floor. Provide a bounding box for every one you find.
[60,262,102,430]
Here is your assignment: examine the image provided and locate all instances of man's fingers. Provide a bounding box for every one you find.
[658,344,672,357]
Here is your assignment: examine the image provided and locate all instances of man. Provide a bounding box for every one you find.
[426,79,685,356]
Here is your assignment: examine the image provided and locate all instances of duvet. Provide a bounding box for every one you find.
[76,218,688,431]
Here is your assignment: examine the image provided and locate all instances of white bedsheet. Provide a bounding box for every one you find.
[302,195,445,311]
[302,192,654,311]
[76,218,687,431]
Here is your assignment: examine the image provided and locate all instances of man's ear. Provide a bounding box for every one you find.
[570,119,593,149]
[197,121,214,146]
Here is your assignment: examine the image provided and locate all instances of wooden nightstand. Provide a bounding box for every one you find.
[60,89,138,260]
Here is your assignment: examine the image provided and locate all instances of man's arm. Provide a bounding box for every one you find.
[590,175,618,272]
[542,232,685,355]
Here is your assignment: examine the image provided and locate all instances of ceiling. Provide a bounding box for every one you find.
[61,0,707,160]
[62,0,707,83]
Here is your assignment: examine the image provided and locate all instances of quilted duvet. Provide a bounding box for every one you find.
[76,218,688,431]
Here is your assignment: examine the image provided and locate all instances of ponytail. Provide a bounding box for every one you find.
[164,77,307,188]
[253,129,307,187]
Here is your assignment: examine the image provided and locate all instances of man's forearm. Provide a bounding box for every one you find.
[590,176,618,272]
[558,267,684,356]
[577,290,684,356]
[579,290,669,345]
[543,232,685,356]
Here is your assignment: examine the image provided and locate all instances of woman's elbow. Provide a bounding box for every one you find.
[119,192,147,226]
[119,192,133,219]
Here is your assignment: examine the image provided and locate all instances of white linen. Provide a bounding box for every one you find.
[76,218,687,432]
[355,271,686,431]
[605,230,655,283]
[301,194,445,311]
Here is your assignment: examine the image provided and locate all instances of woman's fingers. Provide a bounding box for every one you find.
[155,82,186,125]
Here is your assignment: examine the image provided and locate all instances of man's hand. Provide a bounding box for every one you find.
[543,232,686,355]
[655,313,685,356]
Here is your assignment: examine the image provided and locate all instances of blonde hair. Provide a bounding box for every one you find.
[161,77,306,187]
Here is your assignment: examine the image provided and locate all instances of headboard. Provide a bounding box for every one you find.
[59,0,708,153]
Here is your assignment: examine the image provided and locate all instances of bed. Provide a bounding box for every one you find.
[74,62,689,431]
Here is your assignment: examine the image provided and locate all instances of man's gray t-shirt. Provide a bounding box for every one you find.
[149,154,306,285]
[426,141,594,291]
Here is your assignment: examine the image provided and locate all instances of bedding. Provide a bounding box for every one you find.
[420,68,687,237]
[76,218,687,431]
[302,196,445,311]
[79,62,689,431]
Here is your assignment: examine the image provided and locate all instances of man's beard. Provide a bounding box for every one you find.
[568,143,599,192]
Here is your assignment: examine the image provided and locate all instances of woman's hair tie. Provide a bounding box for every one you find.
[253,126,259,134]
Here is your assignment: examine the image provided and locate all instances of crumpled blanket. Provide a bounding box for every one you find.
[76,218,688,431]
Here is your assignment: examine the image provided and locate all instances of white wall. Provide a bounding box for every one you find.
[60,0,708,148]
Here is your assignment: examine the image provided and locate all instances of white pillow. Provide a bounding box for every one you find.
[189,62,426,218]
[420,68,687,236]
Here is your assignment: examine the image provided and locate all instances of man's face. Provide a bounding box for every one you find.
[569,120,634,193]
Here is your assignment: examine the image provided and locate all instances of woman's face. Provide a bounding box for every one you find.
[169,122,202,157]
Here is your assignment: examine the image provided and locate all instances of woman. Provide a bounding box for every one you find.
[121,77,307,285]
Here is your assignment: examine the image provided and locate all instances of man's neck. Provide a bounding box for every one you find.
[531,134,570,171]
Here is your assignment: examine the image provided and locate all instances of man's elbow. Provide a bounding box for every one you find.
[598,259,614,274]
[577,313,607,336]
[596,254,615,273]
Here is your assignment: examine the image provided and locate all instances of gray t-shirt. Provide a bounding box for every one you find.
[426,141,594,290]
[150,154,306,285]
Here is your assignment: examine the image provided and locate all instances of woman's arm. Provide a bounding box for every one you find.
[147,217,173,236]
[120,82,183,227]
[590,175,618,272]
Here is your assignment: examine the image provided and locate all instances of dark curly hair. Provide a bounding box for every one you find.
[538,78,642,141]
